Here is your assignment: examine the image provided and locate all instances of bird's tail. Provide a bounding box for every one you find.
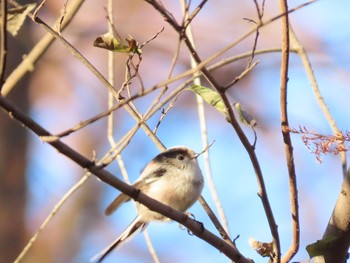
[91,216,147,262]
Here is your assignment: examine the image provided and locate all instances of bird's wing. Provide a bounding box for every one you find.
[104,167,167,215]
[91,216,147,262]
[104,181,144,216]
[104,193,130,216]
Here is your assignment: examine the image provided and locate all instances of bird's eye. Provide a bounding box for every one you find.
[177,155,185,161]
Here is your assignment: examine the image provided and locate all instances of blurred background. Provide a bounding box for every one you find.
[1,0,350,262]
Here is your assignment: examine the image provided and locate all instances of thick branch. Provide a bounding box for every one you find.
[0,95,252,263]
[313,168,350,263]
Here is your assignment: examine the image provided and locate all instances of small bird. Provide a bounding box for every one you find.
[92,146,204,262]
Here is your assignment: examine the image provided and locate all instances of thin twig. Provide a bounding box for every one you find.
[108,8,159,258]
[279,1,299,262]
[124,49,296,148]
[2,0,86,96]
[289,27,347,177]
[0,0,8,91]
[14,118,140,262]
[141,1,317,97]
[116,150,160,263]
[143,231,160,263]
[143,24,183,120]
[183,0,208,29]
[31,8,167,151]
[13,173,92,263]
[245,0,265,68]
[220,90,281,262]
[180,0,231,238]
[78,45,263,138]
[136,27,179,122]
[57,0,69,34]
[139,27,165,49]
[39,99,131,141]
[223,60,260,91]
[146,1,282,259]
[198,196,235,246]
[153,91,182,134]
[105,4,159,259]
[106,0,116,148]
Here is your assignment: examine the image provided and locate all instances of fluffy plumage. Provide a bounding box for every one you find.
[92,146,204,262]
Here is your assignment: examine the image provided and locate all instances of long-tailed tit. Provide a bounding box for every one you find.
[92,146,204,262]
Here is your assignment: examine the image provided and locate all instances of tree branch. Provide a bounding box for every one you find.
[278,1,299,262]
[143,1,282,260]
[0,0,8,91]
[289,27,347,177]
[2,0,86,96]
[0,94,252,263]
[313,168,350,263]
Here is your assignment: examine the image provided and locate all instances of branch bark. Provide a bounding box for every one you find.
[313,167,350,263]
[278,1,300,262]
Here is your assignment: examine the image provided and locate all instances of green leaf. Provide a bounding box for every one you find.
[188,85,258,128]
[93,33,142,55]
[7,3,36,37]
[234,102,258,127]
[188,84,227,116]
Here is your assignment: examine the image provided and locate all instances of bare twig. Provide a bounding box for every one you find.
[30,7,122,99]
[245,0,265,68]
[278,1,299,262]
[0,0,8,91]
[144,3,288,257]
[30,8,167,152]
[40,99,131,141]
[105,5,162,258]
[180,0,231,238]
[13,173,92,263]
[153,91,182,134]
[137,27,180,124]
[14,115,142,263]
[57,0,69,34]
[2,0,86,96]
[194,140,215,158]
[143,231,160,263]
[223,60,260,91]
[106,0,116,147]
[220,90,281,262]
[144,0,182,31]
[182,0,208,29]
[198,196,235,247]
[141,1,317,95]
[289,27,347,177]
[139,27,165,49]
[160,0,283,258]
